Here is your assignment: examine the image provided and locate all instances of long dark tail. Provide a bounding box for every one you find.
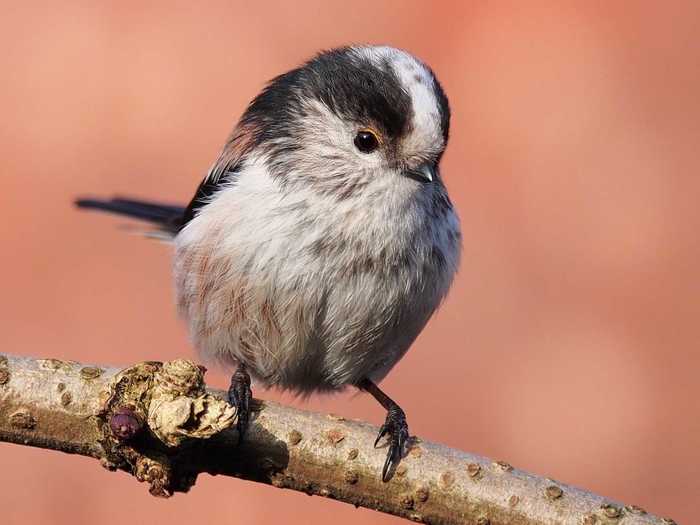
[74,196,186,234]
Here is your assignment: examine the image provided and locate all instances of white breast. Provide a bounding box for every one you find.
[174,155,460,393]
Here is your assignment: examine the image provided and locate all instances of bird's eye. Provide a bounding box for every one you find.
[354,130,380,153]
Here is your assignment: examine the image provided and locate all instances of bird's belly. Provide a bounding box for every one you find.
[175,242,442,393]
[174,175,459,394]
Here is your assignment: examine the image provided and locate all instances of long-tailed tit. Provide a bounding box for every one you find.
[77,45,461,481]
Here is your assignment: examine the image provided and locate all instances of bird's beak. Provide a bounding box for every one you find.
[403,163,436,183]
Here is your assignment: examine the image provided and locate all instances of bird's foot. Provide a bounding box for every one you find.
[227,366,252,442]
[374,403,410,482]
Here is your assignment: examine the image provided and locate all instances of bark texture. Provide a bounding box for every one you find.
[0,353,678,525]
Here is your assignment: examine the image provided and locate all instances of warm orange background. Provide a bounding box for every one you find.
[0,2,698,524]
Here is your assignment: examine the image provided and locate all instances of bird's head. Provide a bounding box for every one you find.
[218,46,450,199]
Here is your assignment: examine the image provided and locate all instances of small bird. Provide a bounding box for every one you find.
[76,45,461,481]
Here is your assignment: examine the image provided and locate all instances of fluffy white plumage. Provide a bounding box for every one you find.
[174,46,461,394]
[175,153,460,392]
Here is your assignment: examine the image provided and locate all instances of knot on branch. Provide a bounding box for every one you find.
[98,359,236,496]
[148,360,235,446]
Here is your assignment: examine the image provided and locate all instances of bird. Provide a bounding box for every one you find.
[76,45,461,481]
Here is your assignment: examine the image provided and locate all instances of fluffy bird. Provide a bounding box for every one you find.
[76,45,461,481]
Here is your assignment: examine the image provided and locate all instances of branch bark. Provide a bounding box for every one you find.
[0,353,676,525]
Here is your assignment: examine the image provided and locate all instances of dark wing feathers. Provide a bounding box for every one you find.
[180,161,241,226]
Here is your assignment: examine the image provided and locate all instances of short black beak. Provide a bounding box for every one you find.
[403,163,435,183]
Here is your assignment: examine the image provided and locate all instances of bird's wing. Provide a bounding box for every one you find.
[180,124,256,228]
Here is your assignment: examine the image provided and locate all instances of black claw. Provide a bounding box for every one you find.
[374,424,389,448]
[227,366,252,442]
[374,404,409,482]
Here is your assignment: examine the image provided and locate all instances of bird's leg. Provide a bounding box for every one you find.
[358,378,410,482]
[227,364,252,442]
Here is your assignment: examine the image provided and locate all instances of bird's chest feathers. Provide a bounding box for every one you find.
[174,173,452,333]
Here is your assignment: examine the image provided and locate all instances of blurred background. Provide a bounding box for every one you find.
[0,1,698,523]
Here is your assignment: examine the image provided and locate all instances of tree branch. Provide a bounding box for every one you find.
[0,353,676,525]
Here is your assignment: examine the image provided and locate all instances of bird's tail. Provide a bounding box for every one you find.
[74,197,186,236]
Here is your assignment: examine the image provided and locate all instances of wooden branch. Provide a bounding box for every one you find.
[0,354,677,525]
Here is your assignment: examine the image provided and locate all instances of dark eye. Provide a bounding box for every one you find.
[354,130,380,153]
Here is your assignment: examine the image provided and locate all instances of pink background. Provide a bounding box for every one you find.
[0,2,697,524]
